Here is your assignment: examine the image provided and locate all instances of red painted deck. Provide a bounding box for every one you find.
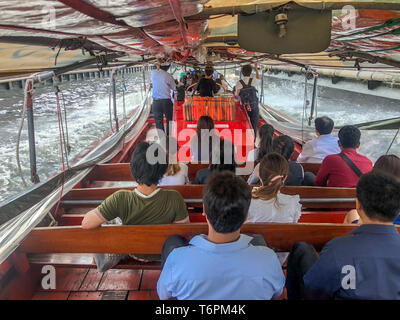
[174,101,255,162]
[31,267,161,300]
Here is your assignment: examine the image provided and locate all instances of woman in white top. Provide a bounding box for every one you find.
[158,137,189,186]
[247,153,301,223]
[247,124,275,162]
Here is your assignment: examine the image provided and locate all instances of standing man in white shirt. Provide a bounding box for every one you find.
[297,116,340,164]
[235,63,261,139]
[151,63,176,137]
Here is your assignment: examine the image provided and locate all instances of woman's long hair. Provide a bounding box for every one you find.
[257,124,275,162]
[252,153,289,201]
[373,154,400,178]
[165,137,181,176]
[273,135,295,161]
[210,138,237,173]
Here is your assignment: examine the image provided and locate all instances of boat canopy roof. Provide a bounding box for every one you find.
[0,0,400,75]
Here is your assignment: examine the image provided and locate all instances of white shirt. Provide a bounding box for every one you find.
[247,192,302,223]
[235,77,261,97]
[158,163,189,186]
[247,148,258,162]
[296,134,341,164]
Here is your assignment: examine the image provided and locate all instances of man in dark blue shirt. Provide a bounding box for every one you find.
[286,171,400,300]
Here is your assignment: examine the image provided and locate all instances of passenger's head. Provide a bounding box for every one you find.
[203,171,252,233]
[252,153,289,200]
[315,116,334,135]
[241,64,252,77]
[257,124,275,161]
[209,139,237,173]
[338,125,361,149]
[273,135,295,161]
[373,155,400,178]
[205,66,214,77]
[130,142,168,186]
[196,115,214,133]
[165,137,181,176]
[159,64,170,72]
[356,172,400,223]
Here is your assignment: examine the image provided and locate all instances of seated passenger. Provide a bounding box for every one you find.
[286,171,400,300]
[344,154,400,225]
[247,124,274,162]
[247,135,304,186]
[175,76,186,105]
[297,116,340,163]
[157,171,285,300]
[187,65,220,97]
[314,125,373,187]
[81,141,189,271]
[189,115,221,162]
[247,153,301,223]
[192,139,236,184]
[158,137,189,186]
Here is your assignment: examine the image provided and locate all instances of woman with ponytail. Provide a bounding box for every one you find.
[158,137,189,186]
[247,124,275,162]
[248,135,304,186]
[247,153,301,223]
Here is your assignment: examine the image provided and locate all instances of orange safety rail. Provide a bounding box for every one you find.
[184,96,236,121]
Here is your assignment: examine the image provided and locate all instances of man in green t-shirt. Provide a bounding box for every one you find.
[82,141,189,271]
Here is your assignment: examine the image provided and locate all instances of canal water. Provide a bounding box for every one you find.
[0,69,399,202]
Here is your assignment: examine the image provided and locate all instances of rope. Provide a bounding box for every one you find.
[333,17,400,41]
[386,128,399,154]
[108,74,114,132]
[53,85,67,217]
[301,69,309,143]
[16,78,35,187]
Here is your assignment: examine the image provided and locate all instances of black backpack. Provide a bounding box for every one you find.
[239,78,258,109]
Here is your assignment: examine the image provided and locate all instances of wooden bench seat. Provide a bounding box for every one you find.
[61,185,356,209]
[20,223,366,255]
[84,162,322,183]
[59,211,348,226]
[22,224,399,271]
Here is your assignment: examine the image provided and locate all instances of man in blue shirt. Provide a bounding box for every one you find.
[286,171,400,300]
[151,63,176,136]
[157,171,285,300]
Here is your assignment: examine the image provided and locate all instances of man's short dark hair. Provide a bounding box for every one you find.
[357,172,400,222]
[338,125,361,149]
[160,64,170,71]
[241,64,252,77]
[203,171,252,233]
[315,116,334,135]
[130,142,168,186]
[205,66,214,77]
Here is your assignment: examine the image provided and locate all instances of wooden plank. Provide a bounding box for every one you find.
[101,291,128,300]
[127,290,159,300]
[98,270,141,291]
[68,291,103,300]
[63,185,355,201]
[20,223,392,254]
[139,270,161,290]
[85,162,254,182]
[299,163,321,175]
[60,211,348,226]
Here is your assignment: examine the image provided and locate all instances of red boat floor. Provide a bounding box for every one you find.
[32,267,161,300]
[173,101,255,162]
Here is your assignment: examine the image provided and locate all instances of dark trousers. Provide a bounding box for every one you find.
[303,172,316,186]
[161,234,267,269]
[286,242,319,300]
[247,104,259,139]
[153,99,173,136]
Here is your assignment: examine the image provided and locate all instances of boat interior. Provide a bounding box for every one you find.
[0,0,400,300]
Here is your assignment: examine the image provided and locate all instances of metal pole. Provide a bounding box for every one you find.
[260,68,264,104]
[112,72,119,132]
[26,81,40,184]
[142,66,147,92]
[308,74,318,126]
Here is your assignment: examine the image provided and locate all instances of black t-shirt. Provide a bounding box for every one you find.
[176,85,185,101]
[197,77,219,97]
